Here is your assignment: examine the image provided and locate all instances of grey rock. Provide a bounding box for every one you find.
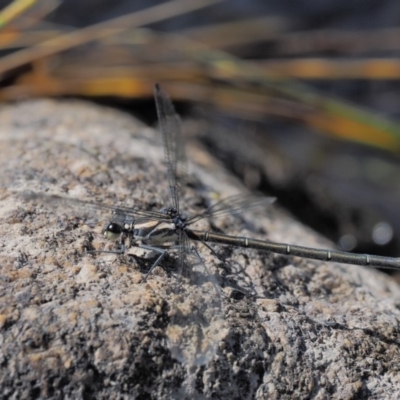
[0,99,399,399]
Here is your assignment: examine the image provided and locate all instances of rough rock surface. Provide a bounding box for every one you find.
[0,99,399,399]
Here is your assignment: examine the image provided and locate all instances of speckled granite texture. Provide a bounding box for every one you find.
[0,99,399,399]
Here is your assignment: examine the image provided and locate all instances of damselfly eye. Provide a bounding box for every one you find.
[104,223,122,241]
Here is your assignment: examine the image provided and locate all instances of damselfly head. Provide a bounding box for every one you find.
[164,207,178,218]
[103,222,123,241]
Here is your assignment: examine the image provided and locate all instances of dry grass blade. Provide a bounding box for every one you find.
[0,0,221,76]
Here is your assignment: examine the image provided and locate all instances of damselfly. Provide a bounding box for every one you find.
[86,85,400,271]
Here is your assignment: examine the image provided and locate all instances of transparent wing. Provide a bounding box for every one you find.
[187,194,276,224]
[20,191,169,221]
[154,84,188,212]
[166,231,225,366]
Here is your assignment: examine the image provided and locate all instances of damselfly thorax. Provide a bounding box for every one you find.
[103,209,181,250]
[133,219,179,247]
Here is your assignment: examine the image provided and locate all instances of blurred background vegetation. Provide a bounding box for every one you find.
[2,0,400,272]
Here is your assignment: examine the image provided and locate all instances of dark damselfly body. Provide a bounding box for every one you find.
[25,84,400,366]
